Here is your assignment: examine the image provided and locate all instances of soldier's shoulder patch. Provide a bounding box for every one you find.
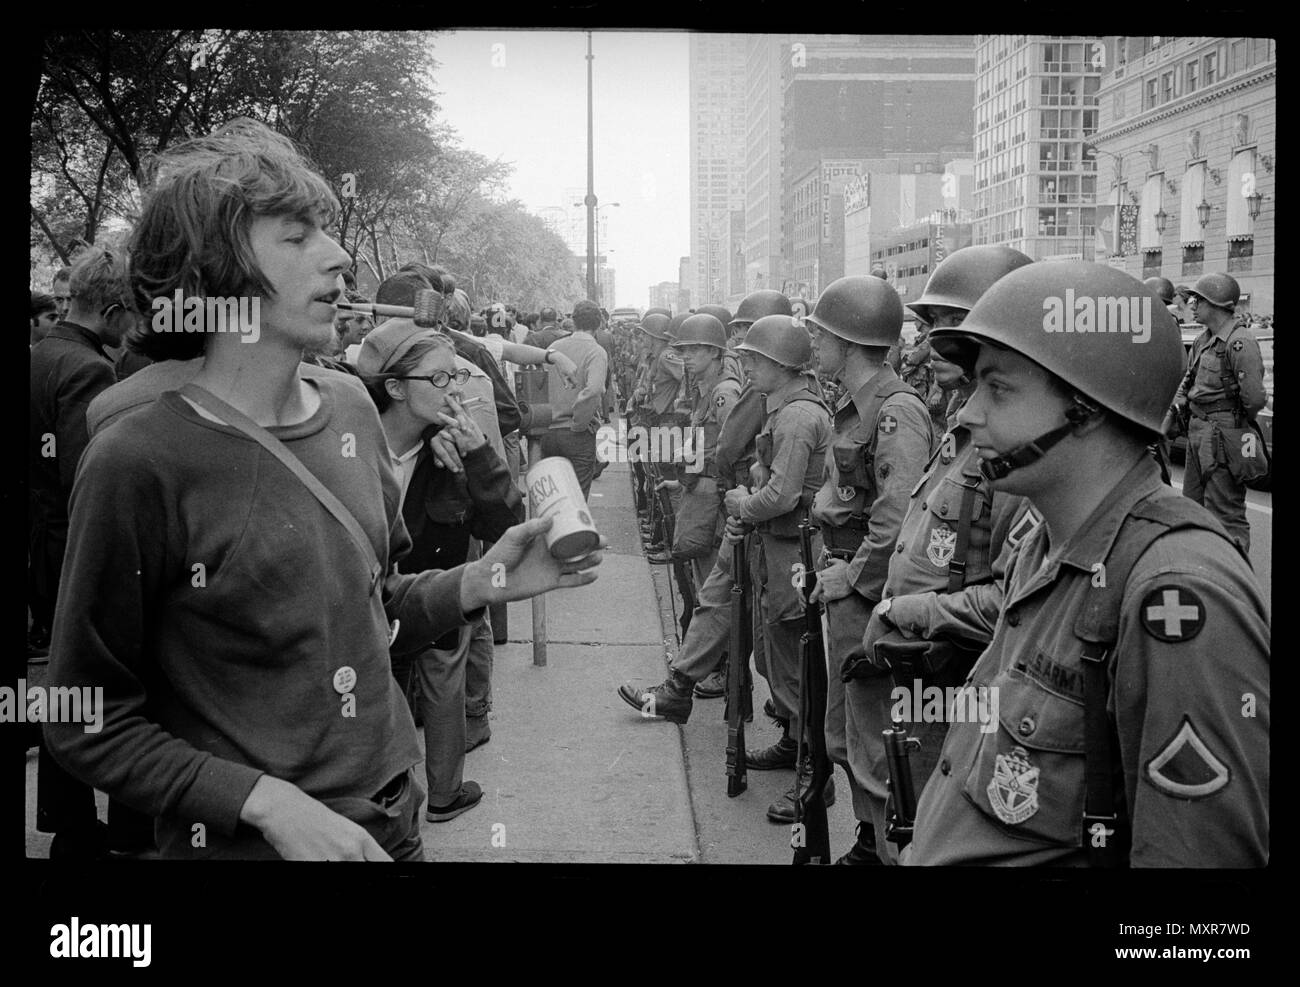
[1144,714,1230,799]
[878,413,898,435]
[878,461,892,480]
[1140,585,1205,642]
[715,393,728,408]
[1232,338,1245,352]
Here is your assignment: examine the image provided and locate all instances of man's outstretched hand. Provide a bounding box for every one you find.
[459,516,606,611]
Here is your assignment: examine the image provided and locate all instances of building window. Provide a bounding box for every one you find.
[1161,70,1174,102]
[1227,237,1254,273]
[1142,250,1162,278]
[1182,244,1204,276]
[1204,50,1218,85]
[1145,78,1158,110]
[1186,59,1199,92]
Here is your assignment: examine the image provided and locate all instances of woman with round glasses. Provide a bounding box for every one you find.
[357,320,525,825]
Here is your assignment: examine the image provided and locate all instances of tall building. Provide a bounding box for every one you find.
[972,35,1106,260]
[780,36,976,283]
[1091,37,1275,315]
[649,282,679,311]
[869,221,974,304]
[677,256,692,314]
[743,34,789,295]
[843,156,976,278]
[689,34,749,307]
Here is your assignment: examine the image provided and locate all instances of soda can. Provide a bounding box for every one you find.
[525,457,601,561]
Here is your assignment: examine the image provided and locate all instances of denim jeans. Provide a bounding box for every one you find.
[391,629,470,806]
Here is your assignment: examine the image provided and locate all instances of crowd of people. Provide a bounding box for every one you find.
[27,115,1268,866]
[27,118,608,860]
[614,253,1269,866]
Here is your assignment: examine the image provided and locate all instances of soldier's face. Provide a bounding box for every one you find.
[679,344,718,375]
[811,326,847,378]
[739,350,786,394]
[958,345,1073,494]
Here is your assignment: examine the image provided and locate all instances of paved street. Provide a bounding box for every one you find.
[24,451,1271,861]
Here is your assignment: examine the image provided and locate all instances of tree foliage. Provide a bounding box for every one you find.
[30,29,580,310]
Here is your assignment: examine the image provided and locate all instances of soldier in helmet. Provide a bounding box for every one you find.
[859,246,1039,864]
[805,275,935,861]
[1144,276,1181,323]
[725,316,833,821]
[615,293,807,734]
[908,262,1268,867]
[1165,272,1267,553]
[652,314,743,583]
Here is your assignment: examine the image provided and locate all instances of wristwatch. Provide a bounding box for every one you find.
[543,349,555,364]
[875,597,896,628]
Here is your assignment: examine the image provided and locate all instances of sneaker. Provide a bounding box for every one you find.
[693,667,726,699]
[617,671,694,724]
[425,782,484,822]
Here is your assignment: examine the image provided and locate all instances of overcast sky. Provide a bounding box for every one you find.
[431,29,690,309]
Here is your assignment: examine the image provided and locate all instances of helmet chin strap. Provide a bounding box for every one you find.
[978,397,1099,482]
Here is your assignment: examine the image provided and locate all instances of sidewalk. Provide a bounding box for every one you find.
[418,454,697,862]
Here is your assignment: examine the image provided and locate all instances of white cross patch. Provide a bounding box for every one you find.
[1140,585,1205,642]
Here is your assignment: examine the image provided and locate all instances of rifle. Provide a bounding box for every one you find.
[655,481,696,639]
[792,514,832,864]
[883,715,922,852]
[725,527,753,796]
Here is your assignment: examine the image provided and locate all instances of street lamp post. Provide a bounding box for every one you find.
[585,31,597,302]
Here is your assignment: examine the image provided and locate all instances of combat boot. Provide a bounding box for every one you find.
[835,822,885,866]
[617,668,694,724]
[745,733,798,771]
[766,757,836,823]
[693,659,726,699]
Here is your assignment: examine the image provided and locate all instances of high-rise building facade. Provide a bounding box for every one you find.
[689,34,749,307]
[743,34,789,296]
[649,282,679,311]
[1090,37,1274,315]
[973,35,1106,260]
[780,36,976,283]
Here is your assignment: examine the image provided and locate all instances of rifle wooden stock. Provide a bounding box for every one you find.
[725,535,751,797]
[792,515,832,865]
[883,720,922,850]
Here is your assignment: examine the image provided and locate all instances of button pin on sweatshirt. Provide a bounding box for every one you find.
[333,666,357,694]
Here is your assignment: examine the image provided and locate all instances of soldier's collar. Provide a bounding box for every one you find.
[763,373,808,414]
[1049,455,1166,574]
[848,363,901,420]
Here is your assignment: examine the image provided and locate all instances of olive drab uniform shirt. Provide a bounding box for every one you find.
[689,361,742,484]
[1177,319,1267,421]
[812,365,934,603]
[908,456,1269,867]
[649,347,686,419]
[874,424,1042,650]
[733,375,829,537]
[810,364,932,664]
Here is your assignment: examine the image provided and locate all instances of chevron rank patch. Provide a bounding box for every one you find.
[1005,505,1042,548]
[1140,585,1205,642]
[1144,715,1230,799]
